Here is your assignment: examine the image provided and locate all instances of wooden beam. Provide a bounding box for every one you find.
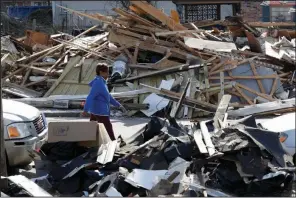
[170,78,191,118]
[113,8,157,27]
[250,61,266,94]
[270,77,278,96]
[21,69,32,86]
[132,42,140,64]
[209,75,277,80]
[170,10,180,24]
[114,64,204,83]
[155,29,204,36]
[234,85,254,105]
[140,83,217,113]
[236,83,275,102]
[131,1,187,31]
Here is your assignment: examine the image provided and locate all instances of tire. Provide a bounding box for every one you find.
[5,152,19,176]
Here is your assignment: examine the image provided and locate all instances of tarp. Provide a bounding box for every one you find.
[7,6,51,19]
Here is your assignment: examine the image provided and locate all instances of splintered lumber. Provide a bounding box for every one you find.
[249,61,265,94]
[170,78,191,118]
[2,68,24,80]
[270,77,278,96]
[46,49,71,74]
[114,64,205,83]
[200,121,215,156]
[52,38,113,62]
[248,22,296,27]
[234,85,254,105]
[213,94,232,129]
[155,29,204,36]
[17,64,58,75]
[115,28,176,47]
[193,128,208,154]
[131,1,187,31]
[132,42,140,64]
[112,8,157,27]
[17,25,99,64]
[170,10,180,24]
[140,83,217,113]
[108,30,191,60]
[129,5,145,15]
[209,75,277,80]
[227,98,295,117]
[236,83,275,102]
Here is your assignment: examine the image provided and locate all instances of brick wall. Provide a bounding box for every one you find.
[240,1,262,22]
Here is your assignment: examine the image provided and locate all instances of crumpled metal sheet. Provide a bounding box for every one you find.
[237,126,287,167]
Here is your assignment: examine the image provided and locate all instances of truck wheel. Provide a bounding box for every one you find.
[5,152,19,176]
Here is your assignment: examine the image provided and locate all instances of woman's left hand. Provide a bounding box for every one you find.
[119,105,128,114]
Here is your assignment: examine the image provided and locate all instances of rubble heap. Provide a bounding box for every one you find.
[1,0,295,119]
[1,98,295,196]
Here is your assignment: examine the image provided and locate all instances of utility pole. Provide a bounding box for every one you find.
[0,58,8,189]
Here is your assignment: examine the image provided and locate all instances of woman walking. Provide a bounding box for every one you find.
[83,63,126,140]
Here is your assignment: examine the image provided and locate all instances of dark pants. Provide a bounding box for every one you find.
[90,114,116,141]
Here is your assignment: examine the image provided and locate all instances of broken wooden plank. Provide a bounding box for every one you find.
[47,49,71,74]
[170,10,180,24]
[21,69,32,86]
[209,75,277,80]
[248,22,296,27]
[213,94,232,129]
[108,30,193,61]
[193,128,208,154]
[140,83,217,113]
[227,98,295,117]
[115,28,176,47]
[270,77,278,96]
[114,64,204,83]
[200,121,215,156]
[113,8,157,27]
[234,85,254,105]
[155,29,204,36]
[170,78,191,118]
[236,83,275,102]
[249,61,265,94]
[131,1,187,31]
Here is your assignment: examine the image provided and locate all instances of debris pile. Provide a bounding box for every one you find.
[1,96,295,196]
[1,1,295,119]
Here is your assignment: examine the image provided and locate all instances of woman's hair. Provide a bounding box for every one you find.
[96,63,109,75]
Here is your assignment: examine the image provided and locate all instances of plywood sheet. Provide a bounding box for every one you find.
[49,56,99,96]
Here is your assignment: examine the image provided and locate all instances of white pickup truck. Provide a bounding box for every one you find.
[2,99,48,171]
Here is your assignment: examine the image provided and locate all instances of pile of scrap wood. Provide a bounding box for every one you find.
[1,1,295,118]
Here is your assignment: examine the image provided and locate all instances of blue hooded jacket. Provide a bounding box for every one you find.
[84,76,120,116]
